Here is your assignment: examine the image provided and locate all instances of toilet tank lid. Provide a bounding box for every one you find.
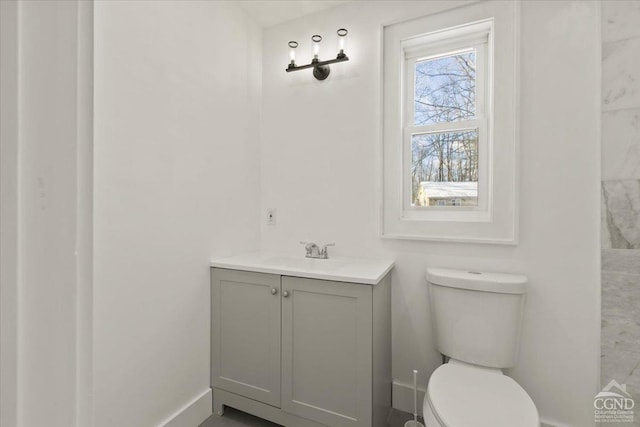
[427,268,527,294]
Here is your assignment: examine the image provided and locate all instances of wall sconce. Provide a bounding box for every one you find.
[286,29,349,81]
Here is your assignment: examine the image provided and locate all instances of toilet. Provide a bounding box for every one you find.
[423,268,539,427]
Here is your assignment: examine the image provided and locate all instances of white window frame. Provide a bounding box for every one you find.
[402,24,491,221]
[382,1,519,244]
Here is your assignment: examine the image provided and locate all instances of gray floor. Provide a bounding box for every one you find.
[200,407,423,427]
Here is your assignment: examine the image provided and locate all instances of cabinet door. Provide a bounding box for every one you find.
[281,277,372,427]
[211,269,281,407]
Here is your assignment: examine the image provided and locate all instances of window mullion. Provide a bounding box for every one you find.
[407,119,480,135]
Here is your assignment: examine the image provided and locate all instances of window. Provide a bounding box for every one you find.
[405,31,488,211]
[383,2,518,243]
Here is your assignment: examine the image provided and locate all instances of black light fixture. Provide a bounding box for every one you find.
[286,29,349,81]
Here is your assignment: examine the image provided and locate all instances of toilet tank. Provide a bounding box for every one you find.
[427,268,527,369]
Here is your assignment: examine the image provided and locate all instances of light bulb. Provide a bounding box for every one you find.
[337,28,348,58]
[312,35,322,60]
[288,41,298,66]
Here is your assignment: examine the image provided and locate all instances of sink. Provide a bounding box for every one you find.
[210,252,394,285]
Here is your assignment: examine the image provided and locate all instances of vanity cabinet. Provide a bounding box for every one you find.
[280,276,373,426]
[211,266,391,427]
[211,269,281,407]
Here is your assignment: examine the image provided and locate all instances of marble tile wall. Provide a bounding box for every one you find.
[602,250,640,402]
[601,0,640,248]
[601,2,640,421]
[602,180,640,249]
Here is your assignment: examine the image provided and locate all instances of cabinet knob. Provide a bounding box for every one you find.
[271,288,278,295]
[283,290,290,298]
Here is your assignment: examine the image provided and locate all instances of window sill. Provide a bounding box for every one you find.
[380,232,518,245]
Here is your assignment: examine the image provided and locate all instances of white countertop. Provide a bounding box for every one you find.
[210,252,395,285]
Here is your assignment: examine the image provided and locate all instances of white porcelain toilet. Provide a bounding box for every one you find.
[423,268,539,427]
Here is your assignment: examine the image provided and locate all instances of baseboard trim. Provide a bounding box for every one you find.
[392,380,426,417]
[159,388,212,427]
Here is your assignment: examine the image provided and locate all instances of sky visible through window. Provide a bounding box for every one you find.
[411,49,479,207]
[414,49,476,125]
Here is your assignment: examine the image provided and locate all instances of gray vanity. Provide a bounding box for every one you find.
[210,253,394,427]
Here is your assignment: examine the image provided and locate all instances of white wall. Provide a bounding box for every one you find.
[0,1,19,426]
[0,1,94,427]
[76,3,95,425]
[260,1,601,426]
[93,2,261,426]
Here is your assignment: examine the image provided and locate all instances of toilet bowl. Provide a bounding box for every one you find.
[424,268,540,427]
[422,359,539,427]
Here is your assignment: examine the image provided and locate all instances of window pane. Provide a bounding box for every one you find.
[414,50,476,126]
[411,130,478,207]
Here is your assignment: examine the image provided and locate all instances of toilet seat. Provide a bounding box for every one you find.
[424,361,539,427]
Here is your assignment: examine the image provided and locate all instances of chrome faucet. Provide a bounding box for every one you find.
[300,241,335,259]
